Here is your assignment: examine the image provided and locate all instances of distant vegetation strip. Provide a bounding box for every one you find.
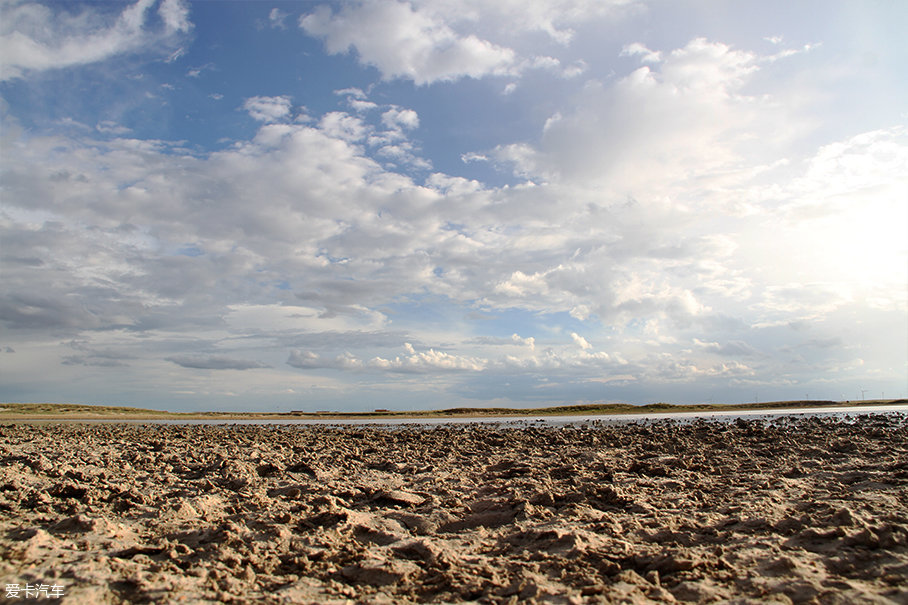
[0,399,904,420]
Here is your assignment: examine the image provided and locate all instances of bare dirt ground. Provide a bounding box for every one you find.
[1,415,906,604]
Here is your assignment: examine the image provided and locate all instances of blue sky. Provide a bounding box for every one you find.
[1,0,906,412]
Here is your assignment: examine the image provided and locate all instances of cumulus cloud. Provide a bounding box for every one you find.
[370,343,486,373]
[621,42,660,63]
[494,270,550,298]
[334,88,380,114]
[301,1,519,85]
[0,0,192,80]
[655,358,755,381]
[349,99,379,113]
[500,37,768,188]
[561,59,587,78]
[288,350,359,370]
[289,344,486,373]
[286,338,626,382]
[158,0,191,33]
[243,95,294,122]
[570,305,591,321]
[298,0,638,85]
[571,332,592,350]
[287,350,364,371]
[286,350,323,369]
[381,107,419,130]
[512,334,535,350]
[0,107,445,341]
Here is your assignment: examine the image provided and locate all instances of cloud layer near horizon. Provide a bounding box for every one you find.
[1,0,905,410]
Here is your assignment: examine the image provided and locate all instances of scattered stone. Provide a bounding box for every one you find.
[371,489,424,507]
[340,559,419,587]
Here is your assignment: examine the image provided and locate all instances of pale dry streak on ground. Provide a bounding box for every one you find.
[1,415,907,604]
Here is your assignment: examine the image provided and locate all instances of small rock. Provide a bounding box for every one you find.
[832,507,856,527]
[285,462,318,477]
[256,463,280,477]
[373,489,424,507]
[341,560,419,587]
[388,512,435,535]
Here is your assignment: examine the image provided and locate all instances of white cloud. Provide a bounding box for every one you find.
[300,0,517,85]
[407,0,638,46]
[742,126,908,309]
[370,343,486,372]
[268,8,289,29]
[461,152,489,163]
[158,0,191,33]
[287,350,364,371]
[319,111,369,141]
[290,336,623,377]
[96,121,132,136]
[542,112,562,133]
[511,334,535,350]
[653,358,755,381]
[425,173,483,195]
[494,270,550,298]
[381,107,420,130]
[186,62,214,78]
[334,87,367,98]
[527,55,561,71]
[243,96,294,122]
[165,46,186,63]
[0,0,191,80]
[621,42,660,63]
[570,305,591,321]
[561,59,587,78]
[290,343,488,373]
[693,339,759,357]
[519,37,766,188]
[298,0,639,85]
[349,99,379,113]
[287,350,322,369]
[571,332,592,350]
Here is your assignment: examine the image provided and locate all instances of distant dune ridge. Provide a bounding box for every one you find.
[1,413,906,603]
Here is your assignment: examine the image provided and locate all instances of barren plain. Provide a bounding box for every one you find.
[1,414,907,603]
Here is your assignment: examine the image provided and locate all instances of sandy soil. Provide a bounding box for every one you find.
[1,415,906,604]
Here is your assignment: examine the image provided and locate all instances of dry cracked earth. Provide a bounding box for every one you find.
[1,414,907,604]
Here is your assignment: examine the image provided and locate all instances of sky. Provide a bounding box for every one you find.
[0,0,906,413]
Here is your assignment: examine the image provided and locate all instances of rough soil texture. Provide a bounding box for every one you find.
[1,415,907,604]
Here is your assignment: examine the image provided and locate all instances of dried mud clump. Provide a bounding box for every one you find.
[1,414,907,604]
